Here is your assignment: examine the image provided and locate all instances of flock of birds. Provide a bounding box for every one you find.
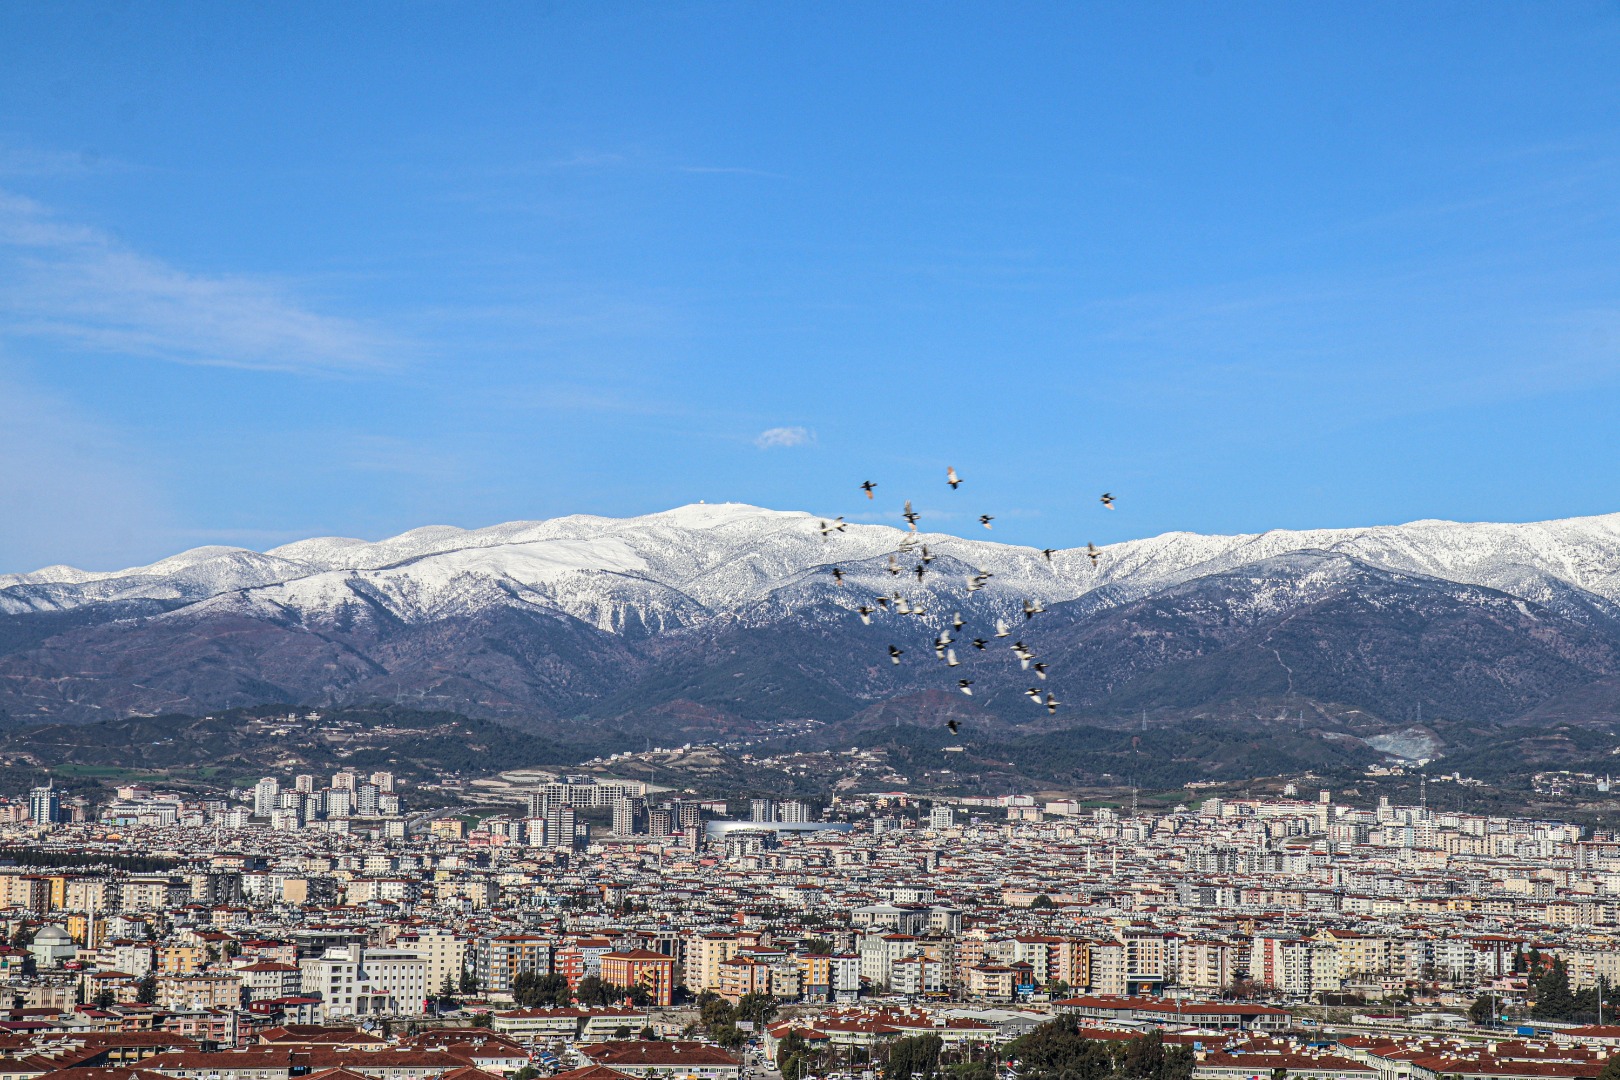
[819,470,1117,737]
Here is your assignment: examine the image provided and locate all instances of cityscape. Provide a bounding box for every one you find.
[1,764,1620,1080]
[4,8,1620,1080]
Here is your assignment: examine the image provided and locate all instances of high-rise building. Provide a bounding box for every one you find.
[647,809,674,838]
[929,805,955,830]
[370,771,396,793]
[325,788,354,819]
[253,777,281,818]
[779,800,814,823]
[750,798,777,823]
[294,774,316,793]
[356,783,381,817]
[29,784,60,826]
[526,789,548,819]
[332,771,357,791]
[677,803,702,829]
[544,806,578,849]
[611,797,644,837]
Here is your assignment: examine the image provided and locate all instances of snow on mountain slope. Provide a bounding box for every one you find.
[8,503,1620,630]
[0,548,320,615]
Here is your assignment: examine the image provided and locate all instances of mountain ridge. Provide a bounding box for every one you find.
[6,502,1620,734]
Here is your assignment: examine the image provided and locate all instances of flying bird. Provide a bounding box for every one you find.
[861,480,877,499]
[856,605,874,625]
[935,631,955,649]
[903,500,920,531]
[979,515,994,529]
[819,517,846,538]
[920,546,935,565]
[971,638,988,650]
[1022,599,1046,619]
[1100,492,1116,510]
[954,683,972,699]
[1045,691,1060,714]
[1086,543,1101,568]
[888,645,904,665]
[831,567,845,586]
[952,611,965,632]
[888,555,902,576]
[1033,662,1049,681]
[914,564,927,583]
[874,596,891,610]
[1024,687,1043,703]
[948,715,963,732]
[994,618,1012,638]
[945,648,959,667]
[947,467,962,489]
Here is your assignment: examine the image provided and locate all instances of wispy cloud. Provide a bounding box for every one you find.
[0,189,391,374]
[754,425,813,449]
[0,142,131,179]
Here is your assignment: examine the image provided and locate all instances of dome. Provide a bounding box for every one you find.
[33,925,71,944]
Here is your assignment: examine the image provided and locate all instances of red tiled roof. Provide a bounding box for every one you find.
[582,1042,740,1068]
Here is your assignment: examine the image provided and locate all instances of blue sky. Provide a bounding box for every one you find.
[2,3,1619,572]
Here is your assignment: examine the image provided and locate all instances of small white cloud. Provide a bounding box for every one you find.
[754,426,813,449]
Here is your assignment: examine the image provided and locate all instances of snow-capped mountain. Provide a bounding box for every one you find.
[5,502,1620,731]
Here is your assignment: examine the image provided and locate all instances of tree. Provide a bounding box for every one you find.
[1532,959,1575,1020]
[888,1035,944,1080]
[735,993,778,1028]
[514,1068,541,1080]
[779,1032,824,1080]
[93,989,116,1009]
[136,974,157,1004]
[1161,1046,1196,1080]
[471,1012,493,1028]
[1121,1030,1167,1080]
[1469,994,1496,1027]
[1597,1057,1620,1080]
[459,969,480,996]
[1030,894,1056,909]
[513,971,571,1008]
[1003,1021,1123,1080]
[950,1064,995,1080]
[699,994,737,1030]
[803,938,834,956]
[613,1026,632,1040]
